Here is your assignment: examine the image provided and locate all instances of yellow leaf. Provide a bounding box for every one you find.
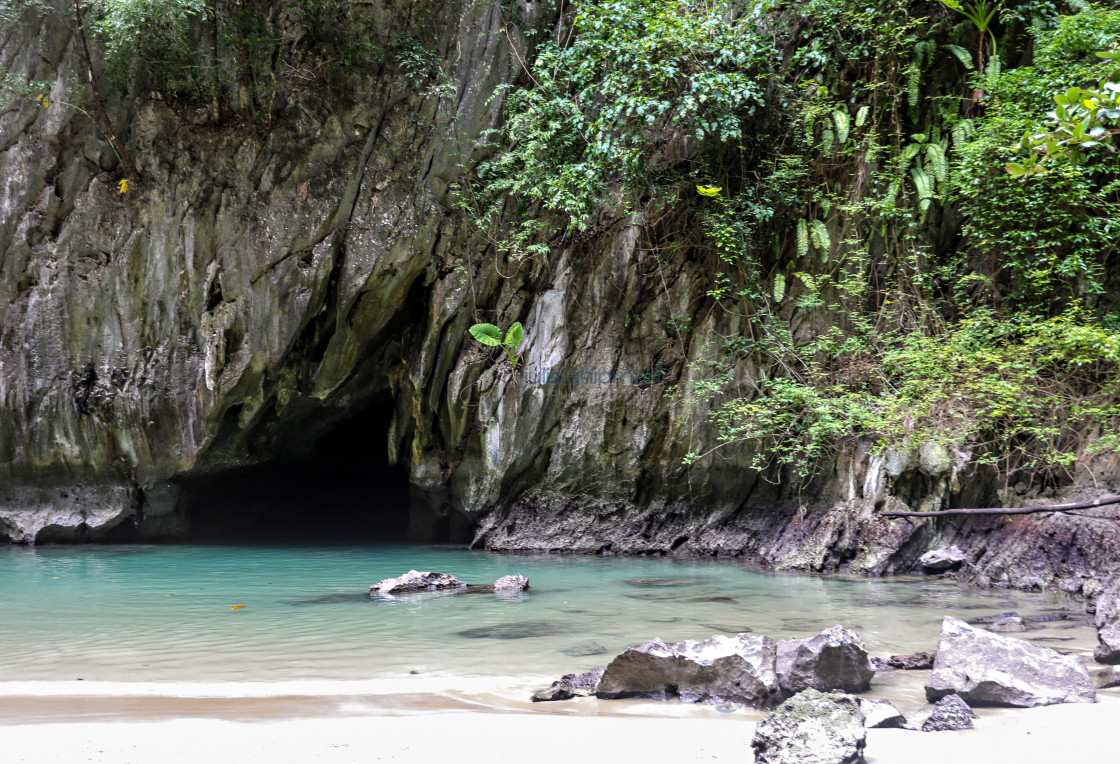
[36,94,48,109]
[696,185,722,197]
[118,179,129,194]
[230,605,246,610]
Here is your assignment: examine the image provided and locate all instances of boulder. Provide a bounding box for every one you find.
[989,615,1027,633]
[1095,622,1120,665]
[1094,666,1120,690]
[919,442,952,477]
[1094,578,1120,664]
[858,698,910,729]
[885,652,935,670]
[597,633,782,708]
[532,667,603,702]
[751,688,866,764]
[776,625,874,696]
[921,694,976,732]
[919,546,966,573]
[493,574,530,593]
[370,570,464,596]
[925,617,1096,707]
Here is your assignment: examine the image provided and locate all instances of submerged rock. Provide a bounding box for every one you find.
[776,625,874,696]
[562,642,608,657]
[597,633,782,708]
[457,622,562,639]
[532,667,604,702]
[921,694,976,732]
[925,616,1096,706]
[884,652,935,670]
[919,546,966,573]
[751,688,866,764]
[988,615,1028,633]
[858,698,910,729]
[370,570,465,596]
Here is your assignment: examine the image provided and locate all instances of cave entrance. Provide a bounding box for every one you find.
[180,401,449,544]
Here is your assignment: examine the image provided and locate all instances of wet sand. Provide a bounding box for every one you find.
[2,684,1115,763]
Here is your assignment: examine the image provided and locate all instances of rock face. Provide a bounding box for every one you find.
[776,626,874,696]
[858,698,909,729]
[921,694,976,732]
[370,571,465,596]
[532,667,603,702]
[596,634,782,708]
[1094,578,1120,664]
[919,546,966,573]
[925,617,1096,706]
[751,689,866,764]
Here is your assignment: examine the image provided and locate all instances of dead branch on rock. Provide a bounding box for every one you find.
[881,495,1120,518]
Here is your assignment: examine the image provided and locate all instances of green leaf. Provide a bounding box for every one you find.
[469,323,502,346]
[505,322,524,350]
[945,44,974,70]
[773,273,786,302]
[796,219,809,259]
[855,105,870,128]
[1005,163,1027,177]
[832,110,850,144]
[810,219,831,258]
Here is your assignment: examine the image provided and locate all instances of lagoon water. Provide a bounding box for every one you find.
[0,544,1096,688]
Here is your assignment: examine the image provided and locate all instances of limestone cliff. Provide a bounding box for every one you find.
[1,0,1117,595]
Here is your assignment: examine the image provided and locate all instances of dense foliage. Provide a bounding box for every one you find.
[465,0,1120,489]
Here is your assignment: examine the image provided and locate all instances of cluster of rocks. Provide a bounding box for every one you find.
[369,570,529,597]
[535,615,1102,764]
[539,625,873,709]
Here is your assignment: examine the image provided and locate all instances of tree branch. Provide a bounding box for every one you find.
[881,494,1120,518]
[71,0,138,181]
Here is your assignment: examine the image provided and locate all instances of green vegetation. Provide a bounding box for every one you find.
[469,322,525,368]
[463,0,1120,488]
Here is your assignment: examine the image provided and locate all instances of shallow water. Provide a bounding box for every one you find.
[0,544,1096,686]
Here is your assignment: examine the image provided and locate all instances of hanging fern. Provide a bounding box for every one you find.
[773,273,786,302]
[796,218,809,259]
[945,44,975,69]
[832,110,850,144]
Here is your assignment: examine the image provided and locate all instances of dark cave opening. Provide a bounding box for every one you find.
[179,401,428,544]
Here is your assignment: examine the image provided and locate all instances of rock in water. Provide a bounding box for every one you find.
[919,546,966,573]
[921,694,976,732]
[1096,622,1120,665]
[1094,578,1120,664]
[884,652,935,670]
[776,625,874,696]
[493,574,530,592]
[858,698,910,729]
[370,570,464,596]
[751,688,867,764]
[1094,666,1120,689]
[596,634,782,708]
[989,615,1028,633]
[925,616,1096,706]
[532,667,604,702]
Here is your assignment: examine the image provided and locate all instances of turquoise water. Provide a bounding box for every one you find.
[0,544,1093,684]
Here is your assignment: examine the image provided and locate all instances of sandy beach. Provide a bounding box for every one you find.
[2,683,1115,763]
